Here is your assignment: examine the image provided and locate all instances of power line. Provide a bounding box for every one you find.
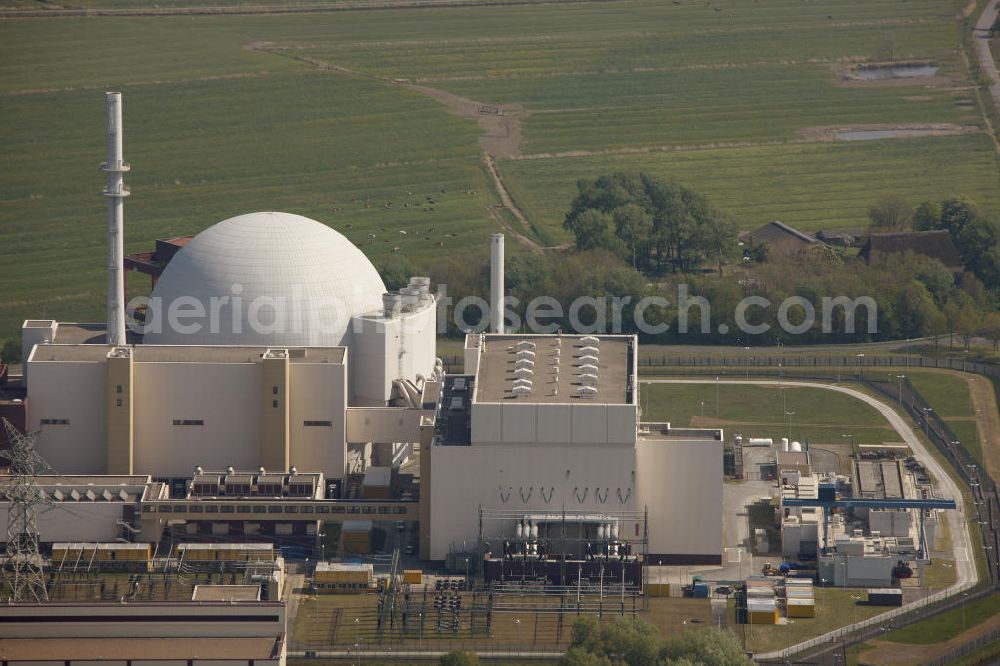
[0,418,54,602]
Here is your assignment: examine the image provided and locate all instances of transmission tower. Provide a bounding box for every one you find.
[1,418,53,602]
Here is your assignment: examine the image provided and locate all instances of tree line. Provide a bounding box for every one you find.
[379,176,998,347]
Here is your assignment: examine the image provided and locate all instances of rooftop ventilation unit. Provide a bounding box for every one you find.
[515,358,535,370]
[516,340,536,351]
[70,490,81,502]
[85,489,97,502]
[580,346,600,355]
[515,350,536,360]
[102,489,113,501]
[118,489,129,501]
[512,385,532,398]
[578,355,598,364]
[513,378,533,388]
[578,373,598,384]
[514,367,534,379]
[578,364,598,374]
[576,386,598,398]
[581,335,600,345]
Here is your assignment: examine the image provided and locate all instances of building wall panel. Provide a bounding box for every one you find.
[535,404,572,443]
[571,405,608,444]
[134,362,260,476]
[27,358,107,474]
[289,362,347,478]
[636,437,722,560]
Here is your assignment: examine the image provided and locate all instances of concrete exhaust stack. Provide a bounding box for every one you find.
[101,92,129,347]
[490,233,505,334]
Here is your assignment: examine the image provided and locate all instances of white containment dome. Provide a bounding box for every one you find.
[143,212,387,347]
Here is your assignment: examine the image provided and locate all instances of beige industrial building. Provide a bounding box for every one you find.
[425,333,723,564]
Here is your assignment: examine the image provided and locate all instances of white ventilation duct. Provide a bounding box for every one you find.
[580,346,600,354]
[581,335,600,345]
[578,364,598,374]
[578,355,599,364]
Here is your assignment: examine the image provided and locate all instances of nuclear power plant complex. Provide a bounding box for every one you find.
[0,93,972,665]
[3,94,724,570]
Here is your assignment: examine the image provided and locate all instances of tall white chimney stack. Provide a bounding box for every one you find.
[490,233,505,334]
[101,92,129,347]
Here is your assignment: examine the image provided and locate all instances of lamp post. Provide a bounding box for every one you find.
[700,400,705,423]
[786,411,795,442]
[715,376,720,415]
[841,434,855,457]
[856,353,865,383]
[353,618,361,666]
[922,407,933,438]
[895,374,905,406]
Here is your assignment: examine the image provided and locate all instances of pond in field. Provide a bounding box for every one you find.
[853,64,939,80]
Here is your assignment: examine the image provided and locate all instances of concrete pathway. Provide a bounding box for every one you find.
[973,0,1000,110]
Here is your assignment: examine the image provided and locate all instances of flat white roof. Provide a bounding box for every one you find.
[316,562,373,573]
[52,542,150,550]
[177,543,273,551]
[475,334,632,405]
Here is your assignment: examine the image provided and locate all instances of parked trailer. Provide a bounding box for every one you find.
[867,588,903,606]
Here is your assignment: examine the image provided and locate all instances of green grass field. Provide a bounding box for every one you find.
[1,0,998,338]
[902,371,984,464]
[906,372,975,418]
[640,383,897,445]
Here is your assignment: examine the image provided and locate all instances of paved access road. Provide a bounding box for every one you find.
[973,0,1000,110]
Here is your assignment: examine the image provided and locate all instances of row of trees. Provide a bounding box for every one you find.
[380,244,997,346]
[378,176,998,346]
